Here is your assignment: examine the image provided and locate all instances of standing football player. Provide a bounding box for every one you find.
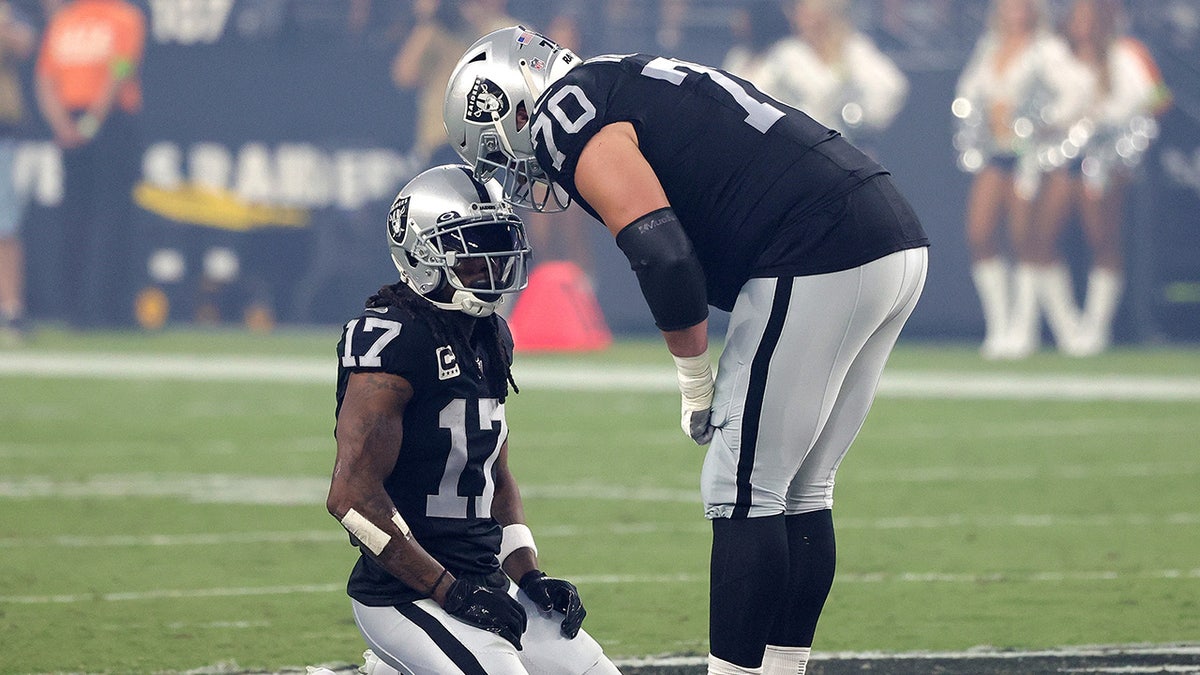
[327,165,621,675]
[444,28,929,675]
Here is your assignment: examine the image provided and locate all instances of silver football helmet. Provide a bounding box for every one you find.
[443,26,580,211]
[388,165,530,317]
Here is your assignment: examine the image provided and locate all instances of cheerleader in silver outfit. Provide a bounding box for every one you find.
[953,0,1093,359]
[752,0,908,138]
[1035,0,1166,356]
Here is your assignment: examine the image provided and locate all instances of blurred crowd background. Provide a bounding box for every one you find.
[2,0,1199,352]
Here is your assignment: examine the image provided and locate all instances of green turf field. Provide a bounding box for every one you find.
[2,328,1199,674]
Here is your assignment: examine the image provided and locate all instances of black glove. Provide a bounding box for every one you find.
[518,569,586,638]
[443,578,528,650]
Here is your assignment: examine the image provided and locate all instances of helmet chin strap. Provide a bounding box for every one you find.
[519,59,546,106]
[400,271,501,317]
[427,267,501,317]
[424,289,500,317]
[451,290,500,317]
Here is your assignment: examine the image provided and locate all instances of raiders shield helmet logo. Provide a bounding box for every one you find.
[388,195,411,245]
[465,77,511,124]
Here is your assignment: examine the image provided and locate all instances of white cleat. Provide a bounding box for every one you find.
[359,649,385,675]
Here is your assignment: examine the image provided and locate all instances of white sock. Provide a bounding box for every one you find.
[970,257,1010,358]
[1079,267,1124,355]
[708,653,763,674]
[1006,263,1041,358]
[762,645,811,675]
[1035,263,1082,353]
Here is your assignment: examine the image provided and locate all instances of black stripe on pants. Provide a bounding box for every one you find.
[396,603,489,675]
[732,277,793,519]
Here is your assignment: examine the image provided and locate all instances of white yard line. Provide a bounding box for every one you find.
[3,568,1198,605]
[0,352,336,383]
[0,530,346,548]
[0,510,1196,550]
[2,351,1200,400]
[3,473,1200,504]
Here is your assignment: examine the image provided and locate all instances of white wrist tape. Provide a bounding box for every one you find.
[673,351,714,410]
[391,510,411,538]
[498,523,537,564]
[340,508,392,556]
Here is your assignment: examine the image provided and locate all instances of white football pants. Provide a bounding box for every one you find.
[702,246,928,519]
[351,586,621,675]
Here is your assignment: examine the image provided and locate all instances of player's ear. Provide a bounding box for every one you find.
[515,101,529,132]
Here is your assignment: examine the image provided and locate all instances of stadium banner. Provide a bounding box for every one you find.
[14,0,1199,341]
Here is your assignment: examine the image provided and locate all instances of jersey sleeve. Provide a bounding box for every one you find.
[337,307,433,387]
[530,60,621,195]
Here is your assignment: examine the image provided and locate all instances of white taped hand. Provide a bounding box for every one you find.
[673,352,715,445]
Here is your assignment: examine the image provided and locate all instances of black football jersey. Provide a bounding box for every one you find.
[530,53,928,310]
[334,303,514,605]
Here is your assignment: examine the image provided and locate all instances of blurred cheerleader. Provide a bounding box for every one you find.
[1034,0,1167,355]
[753,0,909,139]
[953,0,1093,359]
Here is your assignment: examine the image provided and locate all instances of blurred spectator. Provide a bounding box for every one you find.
[753,0,909,139]
[952,0,1091,359]
[393,0,527,168]
[392,0,470,167]
[521,8,596,280]
[35,0,145,329]
[721,1,790,81]
[1034,0,1167,355]
[0,0,34,344]
[545,6,582,52]
[657,0,687,53]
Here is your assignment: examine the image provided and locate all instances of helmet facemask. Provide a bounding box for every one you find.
[472,127,572,213]
[437,210,529,293]
[388,167,531,317]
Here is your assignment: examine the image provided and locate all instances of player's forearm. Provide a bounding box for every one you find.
[663,320,709,358]
[492,467,539,581]
[328,406,452,602]
[328,476,454,604]
[489,457,526,529]
[501,546,538,583]
[375,530,455,605]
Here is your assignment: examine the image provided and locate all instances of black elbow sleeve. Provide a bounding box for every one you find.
[615,208,709,331]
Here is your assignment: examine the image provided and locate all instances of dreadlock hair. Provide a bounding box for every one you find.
[366,282,518,397]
